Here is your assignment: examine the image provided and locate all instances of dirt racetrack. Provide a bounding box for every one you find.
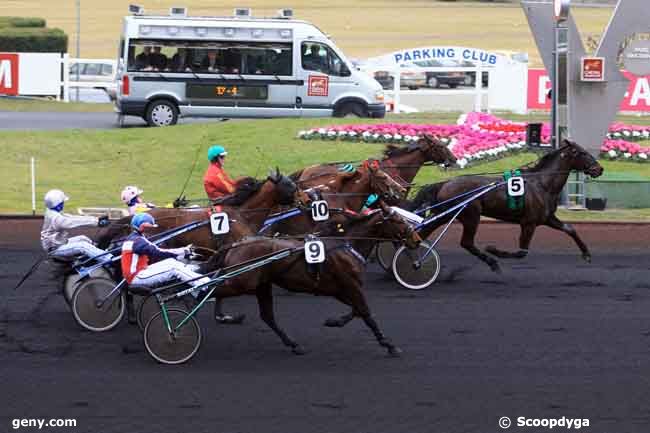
[1,218,649,433]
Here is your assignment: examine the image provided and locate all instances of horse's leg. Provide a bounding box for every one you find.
[256,283,306,355]
[545,214,591,262]
[338,286,402,357]
[323,307,355,328]
[213,298,246,325]
[458,210,501,273]
[485,224,537,259]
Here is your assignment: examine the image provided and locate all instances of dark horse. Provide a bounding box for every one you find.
[199,203,422,356]
[407,140,604,272]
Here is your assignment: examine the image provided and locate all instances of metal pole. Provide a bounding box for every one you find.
[474,63,482,112]
[75,0,80,102]
[393,67,401,114]
[30,157,36,216]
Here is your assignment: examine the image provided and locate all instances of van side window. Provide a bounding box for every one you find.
[301,42,349,76]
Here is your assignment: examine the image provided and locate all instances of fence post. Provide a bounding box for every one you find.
[474,63,482,112]
[393,67,401,114]
[62,54,70,103]
[31,157,36,216]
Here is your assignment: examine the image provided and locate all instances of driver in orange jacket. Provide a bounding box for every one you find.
[203,145,236,201]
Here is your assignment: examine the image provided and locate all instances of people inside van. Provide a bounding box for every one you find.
[135,46,153,70]
[169,48,192,72]
[201,49,223,72]
[203,145,236,201]
[303,46,327,74]
[150,46,168,71]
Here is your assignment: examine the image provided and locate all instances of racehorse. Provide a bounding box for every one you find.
[293,134,457,190]
[407,140,604,272]
[199,202,422,356]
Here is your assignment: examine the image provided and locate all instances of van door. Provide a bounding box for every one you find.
[296,41,353,117]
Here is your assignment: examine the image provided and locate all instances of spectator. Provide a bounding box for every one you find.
[201,49,222,72]
[150,46,168,71]
[170,48,192,72]
[135,46,152,70]
[303,46,327,73]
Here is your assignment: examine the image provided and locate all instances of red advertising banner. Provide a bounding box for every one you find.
[0,53,19,95]
[308,75,329,97]
[527,68,650,112]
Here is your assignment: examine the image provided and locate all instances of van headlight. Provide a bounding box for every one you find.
[375,90,384,102]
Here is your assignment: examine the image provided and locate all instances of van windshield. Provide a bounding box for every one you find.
[126,39,293,75]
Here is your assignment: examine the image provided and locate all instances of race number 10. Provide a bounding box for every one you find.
[210,212,230,235]
[507,177,525,197]
[311,200,330,221]
[304,240,326,263]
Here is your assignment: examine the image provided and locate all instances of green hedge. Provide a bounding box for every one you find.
[0,27,68,53]
[0,17,46,29]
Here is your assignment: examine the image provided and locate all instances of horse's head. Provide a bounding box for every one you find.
[419,134,457,167]
[363,159,408,204]
[267,167,299,206]
[374,201,421,249]
[561,139,604,178]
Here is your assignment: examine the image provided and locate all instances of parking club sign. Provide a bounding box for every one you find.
[0,53,19,95]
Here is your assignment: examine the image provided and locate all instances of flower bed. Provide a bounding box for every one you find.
[297,112,650,167]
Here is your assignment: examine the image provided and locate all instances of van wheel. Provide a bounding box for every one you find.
[334,102,368,118]
[145,100,178,127]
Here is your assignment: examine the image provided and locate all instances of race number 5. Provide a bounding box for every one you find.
[210,212,230,235]
[304,240,326,263]
[507,177,525,197]
[311,200,329,221]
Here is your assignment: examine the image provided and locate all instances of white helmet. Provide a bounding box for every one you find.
[121,186,143,204]
[44,189,69,209]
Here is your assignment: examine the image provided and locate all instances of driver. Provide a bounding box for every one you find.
[41,189,112,264]
[121,185,155,215]
[203,144,237,201]
[121,213,211,294]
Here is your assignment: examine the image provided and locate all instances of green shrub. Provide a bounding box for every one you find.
[0,17,46,29]
[0,27,68,53]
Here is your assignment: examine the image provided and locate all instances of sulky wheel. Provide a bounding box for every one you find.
[143,308,202,365]
[137,294,192,331]
[392,241,441,290]
[375,241,398,274]
[71,277,125,332]
[64,267,112,306]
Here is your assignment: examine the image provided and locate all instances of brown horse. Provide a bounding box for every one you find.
[199,203,422,356]
[408,140,604,272]
[294,134,457,190]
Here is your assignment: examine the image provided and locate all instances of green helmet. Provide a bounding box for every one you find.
[207,145,228,162]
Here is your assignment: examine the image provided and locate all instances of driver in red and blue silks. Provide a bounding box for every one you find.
[121,213,210,293]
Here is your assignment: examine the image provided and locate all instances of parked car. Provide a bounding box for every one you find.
[413,59,465,89]
[459,60,489,87]
[373,63,426,90]
[69,60,117,100]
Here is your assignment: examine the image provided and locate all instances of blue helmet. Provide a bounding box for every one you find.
[207,145,228,162]
[131,212,157,230]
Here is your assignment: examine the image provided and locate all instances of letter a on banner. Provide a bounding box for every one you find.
[0,54,19,95]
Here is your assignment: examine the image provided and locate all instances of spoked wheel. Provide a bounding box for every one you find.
[376,241,398,274]
[64,267,112,305]
[392,241,441,290]
[72,277,125,332]
[144,308,202,365]
[137,294,192,331]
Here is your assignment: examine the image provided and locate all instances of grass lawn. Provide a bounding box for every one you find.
[2,112,650,217]
[0,1,614,66]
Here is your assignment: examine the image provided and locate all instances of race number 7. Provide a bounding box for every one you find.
[304,240,325,263]
[210,212,230,235]
[311,200,329,221]
[507,177,525,197]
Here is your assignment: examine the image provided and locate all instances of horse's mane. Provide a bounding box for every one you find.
[382,144,415,158]
[523,148,562,173]
[216,176,264,206]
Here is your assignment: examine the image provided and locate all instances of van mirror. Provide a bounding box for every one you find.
[339,64,351,77]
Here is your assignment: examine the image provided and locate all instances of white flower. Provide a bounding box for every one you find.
[457,158,468,168]
[318,128,327,134]
[298,130,307,137]
[624,152,632,158]
[623,130,631,137]
[372,133,380,139]
[643,131,650,138]
[639,153,648,160]
[456,113,467,125]
[394,134,402,140]
[338,130,347,137]
[608,150,617,158]
[383,134,392,140]
[613,132,621,138]
[362,131,371,137]
[633,131,641,137]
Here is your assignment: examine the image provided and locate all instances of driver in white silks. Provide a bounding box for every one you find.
[121,213,210,294]
[40,189,113,264]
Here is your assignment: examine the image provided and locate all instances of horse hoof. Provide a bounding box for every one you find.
[583,254,592,263]
[323,318,343,327]
[387,346,403,357]
[292,346,307,356]
[489,263,502,274]
[485,245,498,254]
[214,314,246,325]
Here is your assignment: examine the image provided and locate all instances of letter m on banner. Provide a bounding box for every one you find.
[0,53,19,95]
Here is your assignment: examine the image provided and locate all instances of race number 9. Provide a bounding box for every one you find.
[507,177,525,197]
[304,240,325,263]
[210,212,230,235]
[311,200,329,221]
